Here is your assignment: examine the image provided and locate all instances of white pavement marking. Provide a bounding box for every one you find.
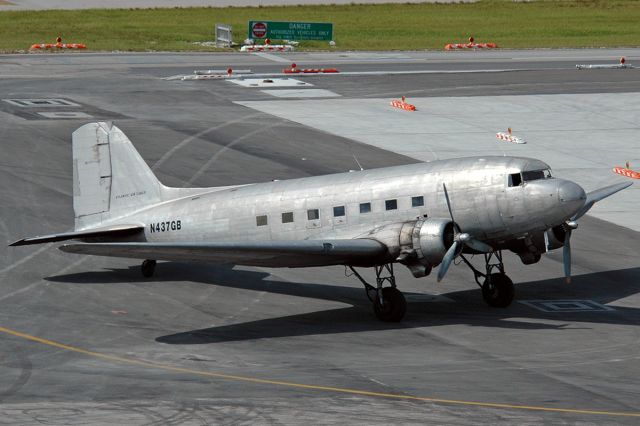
[252,52,294,63]
[404,293,454,303]
[151,112,265,170]
[261,89,340,98]
[228,78,312,88]
[37,112,93,119]
[168,69,527,82]
[0,257,87,303]
[519,300,615,313]
[186,122,283,186]
[0,244,52,275]
[237,92,640,232]
[2,98,81,107]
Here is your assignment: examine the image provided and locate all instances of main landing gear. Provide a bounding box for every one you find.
[348,264,406,322]
[141,259,156,278]
[459,251,514,308]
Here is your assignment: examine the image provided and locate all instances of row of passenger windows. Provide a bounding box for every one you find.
[256,196,424,226]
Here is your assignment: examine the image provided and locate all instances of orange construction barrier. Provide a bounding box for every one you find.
[283,63,339,73]
[30,36,86,50]
[613,163,640,179]
[241,45,293,52]
[495,127,526,144]
[445,36,497,50]
[390,96,416,111]
[445,42,497,50]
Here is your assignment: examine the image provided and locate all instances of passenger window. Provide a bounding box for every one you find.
[411,196,424,207]
[307,209,319,220]
[282,212,294,223]
[509,173,522,187]
[359,202,371,213]
[256,215,268,226]
[333,206,345,217]
[385,199,397,210]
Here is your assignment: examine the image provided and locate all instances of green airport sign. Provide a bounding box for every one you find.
[248,21,333,41]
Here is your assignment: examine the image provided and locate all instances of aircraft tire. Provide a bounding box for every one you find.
[482,273,514,308]
[373,287,406,322]
[141,259,156,278]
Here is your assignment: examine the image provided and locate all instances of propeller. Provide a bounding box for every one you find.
[437,183,492,282]
[561,221,578,283]
[557,182,631,284]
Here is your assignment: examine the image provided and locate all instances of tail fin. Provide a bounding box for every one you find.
[73,122,164,230]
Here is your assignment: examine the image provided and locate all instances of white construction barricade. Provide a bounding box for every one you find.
[496,131,526,144]
[240,45,295,52]
[215,23,233,48]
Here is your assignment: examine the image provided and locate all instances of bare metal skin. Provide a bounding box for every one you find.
[11,123,630,321]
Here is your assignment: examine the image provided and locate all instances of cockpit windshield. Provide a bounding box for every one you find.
[508,169,552,187]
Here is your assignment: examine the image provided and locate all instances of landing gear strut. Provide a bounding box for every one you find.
[348,264,406,322]
[459,251,514,308]
[141,259,156,278]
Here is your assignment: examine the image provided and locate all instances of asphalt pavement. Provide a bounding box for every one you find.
[0,49,639,425]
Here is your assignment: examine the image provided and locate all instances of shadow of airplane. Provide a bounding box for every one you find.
[47,262,640,344]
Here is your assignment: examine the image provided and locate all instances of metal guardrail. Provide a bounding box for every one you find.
[215,23,233,48]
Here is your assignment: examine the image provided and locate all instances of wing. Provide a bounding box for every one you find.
[59,239,390,268]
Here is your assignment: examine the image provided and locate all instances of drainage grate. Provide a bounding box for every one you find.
[519,300,615,313]
[2,98,81,107]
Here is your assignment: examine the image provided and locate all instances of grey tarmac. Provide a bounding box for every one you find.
[0,49,639,424]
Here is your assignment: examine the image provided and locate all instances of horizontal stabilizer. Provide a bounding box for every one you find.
[10,224,144,246]
[59,239,389,268]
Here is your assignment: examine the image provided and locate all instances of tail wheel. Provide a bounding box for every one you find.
[373,287,407,322]
[141,259,156,278]
[482,273,514,308]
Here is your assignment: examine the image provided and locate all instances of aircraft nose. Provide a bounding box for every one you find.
[558,180,586,216]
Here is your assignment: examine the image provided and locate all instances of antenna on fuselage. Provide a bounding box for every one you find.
[352,154,364,171]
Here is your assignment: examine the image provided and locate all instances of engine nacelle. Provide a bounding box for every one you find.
[507,226,567,265]
[412,218,455,266]
[546,225,567,250]
[404,218,454,277]
[362,218,454,278]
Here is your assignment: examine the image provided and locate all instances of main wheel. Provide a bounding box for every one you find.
[141,259,156,278]
[373,287,407,322]
[482,273,514,308]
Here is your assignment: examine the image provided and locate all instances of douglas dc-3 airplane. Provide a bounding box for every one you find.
[11,122,632,322]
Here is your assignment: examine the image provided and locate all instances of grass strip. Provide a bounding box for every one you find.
[0,0,639,53]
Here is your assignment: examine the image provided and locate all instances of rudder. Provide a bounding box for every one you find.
[72,122,163,230]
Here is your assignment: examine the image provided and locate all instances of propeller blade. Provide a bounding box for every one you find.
[563,230,572,283]
[464,237,493,253]
[437,241,459,282]
[442,183,455,224]
[571,182,632,221]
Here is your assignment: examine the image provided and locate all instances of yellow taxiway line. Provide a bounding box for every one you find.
[1,325,639,418]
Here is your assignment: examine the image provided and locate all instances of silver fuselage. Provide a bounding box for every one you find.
[108,156,585,247]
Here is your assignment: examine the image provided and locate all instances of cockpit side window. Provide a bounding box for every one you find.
[509,169,552,187]
[522,170,545,182]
